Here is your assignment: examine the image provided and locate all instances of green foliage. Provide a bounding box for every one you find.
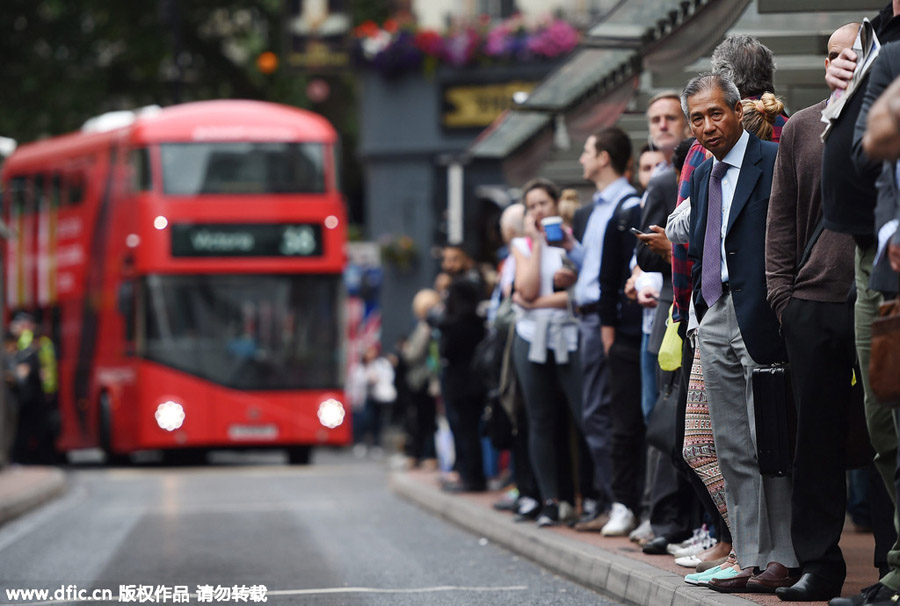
[0,0,313,143]
[348,0,393,28]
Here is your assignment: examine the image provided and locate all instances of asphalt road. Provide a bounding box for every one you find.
[0,449,625,606]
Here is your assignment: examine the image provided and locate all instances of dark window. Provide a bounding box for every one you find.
[142,274,342,390]
[130,148,152,192]
[10,177,27,215]
[50,174,61,209]
[33,174,45,212]
[66,171,85,206]
[159,142,326,195]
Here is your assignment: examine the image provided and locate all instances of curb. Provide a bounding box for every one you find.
[391,471,755,606]
[0,467,67,528]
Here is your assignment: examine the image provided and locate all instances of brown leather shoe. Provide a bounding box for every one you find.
[746,561,798,593]
[708,567,755,593]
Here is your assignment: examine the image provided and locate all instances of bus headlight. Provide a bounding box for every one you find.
[317,398,345,429]
[155,400,185,431]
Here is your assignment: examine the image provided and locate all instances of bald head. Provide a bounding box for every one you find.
[826,23,860,89]
[499,203,525,245]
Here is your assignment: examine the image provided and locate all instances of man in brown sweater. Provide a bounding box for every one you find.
[763,23,861,602]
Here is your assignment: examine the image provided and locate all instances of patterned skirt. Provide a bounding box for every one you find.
[682,345,729,529]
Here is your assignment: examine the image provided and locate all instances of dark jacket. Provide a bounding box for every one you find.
[823,3,900,239]
[853,41,900,293]
[688,133,787,364]
[637,167,678,353]
[636,167,678,276]
[438,277,485,367]
[599,193,643,340]
[572,204,592,243]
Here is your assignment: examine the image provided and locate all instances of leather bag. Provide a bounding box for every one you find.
[870,298,900,407]
[751,364,796,477]
[645,370,681,459]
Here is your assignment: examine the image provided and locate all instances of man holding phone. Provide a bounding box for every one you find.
[553,126,642,535]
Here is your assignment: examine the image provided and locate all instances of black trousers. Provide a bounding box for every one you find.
[441,366,486,488]
[512,396,540,502]
[781,298,855,579]
[608,335,645,512]
[403,388,436,462]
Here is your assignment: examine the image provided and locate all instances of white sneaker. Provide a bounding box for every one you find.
[600,503,637,536]
[628,519,653,543]
[559,501,576,524]
[672,537,716,559]
[669,527,715,558]
[674,554,703,568]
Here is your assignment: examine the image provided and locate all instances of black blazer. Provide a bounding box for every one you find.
[572,204,593,243]
[854,41,900,294]
[687,133,786,364]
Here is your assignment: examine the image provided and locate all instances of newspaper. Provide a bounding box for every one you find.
[821,18,882,141]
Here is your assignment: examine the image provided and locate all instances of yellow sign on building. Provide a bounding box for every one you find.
[442,81,537,128]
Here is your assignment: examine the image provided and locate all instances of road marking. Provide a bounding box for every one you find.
[0,585,529,606]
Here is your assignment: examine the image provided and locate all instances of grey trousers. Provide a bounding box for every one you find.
[579,314,615,510]
[697,292,797,569]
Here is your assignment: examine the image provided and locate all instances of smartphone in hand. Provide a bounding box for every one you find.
[629,227,646,236]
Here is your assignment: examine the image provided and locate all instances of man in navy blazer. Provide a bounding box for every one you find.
[682,72,796,592]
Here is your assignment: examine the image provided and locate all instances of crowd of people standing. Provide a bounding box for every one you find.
[384,5,900,605]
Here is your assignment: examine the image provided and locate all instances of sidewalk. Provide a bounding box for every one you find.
[392,468,879,606]
[0,466,66,528]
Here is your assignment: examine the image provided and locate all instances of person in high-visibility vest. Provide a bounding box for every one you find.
[12,313,57,398]
[10,312,59,463]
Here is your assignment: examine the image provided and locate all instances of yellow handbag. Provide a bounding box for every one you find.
[657,304,682,371]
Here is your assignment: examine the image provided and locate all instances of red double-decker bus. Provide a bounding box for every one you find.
[1,100,350,463]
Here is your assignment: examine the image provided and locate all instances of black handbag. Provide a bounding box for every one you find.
[645,370,681,459]
[751,364,796,477]
[481,394,514,450]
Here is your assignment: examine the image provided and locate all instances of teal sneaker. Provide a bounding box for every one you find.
[685,564,721,586]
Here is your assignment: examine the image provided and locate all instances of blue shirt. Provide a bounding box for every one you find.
[569,176,638,305]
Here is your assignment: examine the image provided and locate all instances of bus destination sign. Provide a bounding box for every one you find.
[171,223,323,258]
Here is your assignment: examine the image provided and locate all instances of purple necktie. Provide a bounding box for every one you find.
[701,161,730,307]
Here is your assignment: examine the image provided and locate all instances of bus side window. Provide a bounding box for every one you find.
[118,256,137,349]
[33,174,46,213]
[10,176,27,215]
[130,148,152,192]
[50,173,61,210]
[65,171,85,206]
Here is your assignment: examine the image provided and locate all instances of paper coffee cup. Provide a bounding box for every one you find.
[541,216,564,242]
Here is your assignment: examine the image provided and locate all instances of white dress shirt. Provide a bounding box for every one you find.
[711,130,750,284]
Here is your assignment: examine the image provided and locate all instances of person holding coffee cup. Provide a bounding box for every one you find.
[509,177,594,527]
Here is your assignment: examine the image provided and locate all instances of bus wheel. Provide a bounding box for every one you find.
[99,393,130,466]
[286,446,311,465]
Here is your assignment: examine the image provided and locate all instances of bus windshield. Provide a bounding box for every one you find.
[142,274,341,390]
[160,142,325,195]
